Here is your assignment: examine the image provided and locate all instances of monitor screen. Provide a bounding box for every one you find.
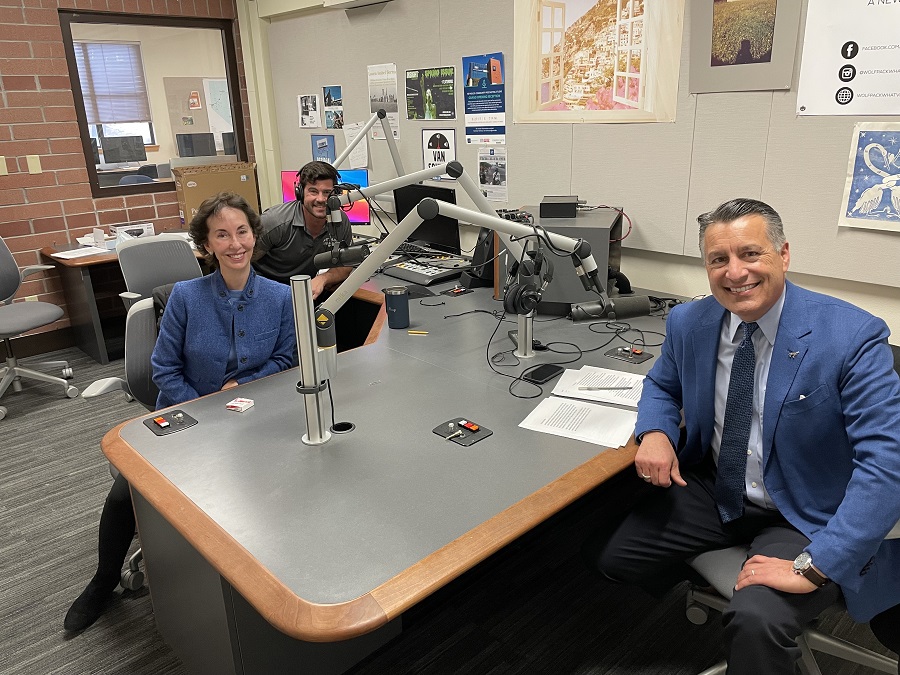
[393,183,460,254]
[221,131,236,156]
[280,168,370,225]
[100,135,147,163]
[176,132,217,157]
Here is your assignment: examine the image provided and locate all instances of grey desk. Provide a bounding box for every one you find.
[103,281,665,674]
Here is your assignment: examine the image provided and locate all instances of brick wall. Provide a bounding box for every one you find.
[0,0,253,337]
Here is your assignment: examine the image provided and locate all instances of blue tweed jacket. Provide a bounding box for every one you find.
[151,268,297,409]
[636,280,900,622]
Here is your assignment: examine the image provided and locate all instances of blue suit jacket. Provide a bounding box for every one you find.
[151,268,297,409]
[636,280,900,621]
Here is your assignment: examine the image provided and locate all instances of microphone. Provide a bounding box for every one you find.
[570,295,652,321]
[313,243,371,269]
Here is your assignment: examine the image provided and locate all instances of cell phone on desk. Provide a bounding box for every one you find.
[523,363,565,384]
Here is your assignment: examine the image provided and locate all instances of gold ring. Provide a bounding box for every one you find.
[751,569,755,576]
[640,473,651,479]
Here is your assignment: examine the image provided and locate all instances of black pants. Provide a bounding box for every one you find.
[583,458,899,674]
[91,473,136,591]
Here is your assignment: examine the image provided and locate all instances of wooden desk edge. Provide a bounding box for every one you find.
[104,412,637,643]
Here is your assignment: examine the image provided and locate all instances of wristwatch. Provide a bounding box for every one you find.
[792,551,829,587]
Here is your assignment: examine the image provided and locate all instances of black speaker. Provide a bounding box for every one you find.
[459,227,495,289]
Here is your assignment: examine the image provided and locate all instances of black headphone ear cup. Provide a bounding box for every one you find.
[295,171,303,201]
[503,283,521,314]
[519,287,541,313]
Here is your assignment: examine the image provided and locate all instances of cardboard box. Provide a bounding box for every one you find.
[172,162,259,224]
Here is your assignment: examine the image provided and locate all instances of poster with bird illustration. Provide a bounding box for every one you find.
[840,123,900,232]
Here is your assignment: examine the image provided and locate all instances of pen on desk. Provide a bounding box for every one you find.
[578,386,634,391]
[408,330,429,335]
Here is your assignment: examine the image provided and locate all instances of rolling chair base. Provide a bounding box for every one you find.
[686,586,898,675]
[0,354,78,420]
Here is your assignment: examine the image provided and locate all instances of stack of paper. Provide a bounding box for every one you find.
[518,366,646,449]
[51,246,109,259]
[551,365,644,408]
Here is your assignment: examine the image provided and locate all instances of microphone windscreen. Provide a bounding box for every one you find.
[571,295,651,321]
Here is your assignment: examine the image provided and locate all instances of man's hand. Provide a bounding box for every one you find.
[310,275,327,300]
[735,554,819,594]
[634,431,686,487]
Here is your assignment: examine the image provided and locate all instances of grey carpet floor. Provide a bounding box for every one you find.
[0,348,893,674]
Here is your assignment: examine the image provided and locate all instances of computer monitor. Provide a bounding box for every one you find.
[100,135,147,163]
[279,168,371,226]
[393,183,460,254]
[176,132,217,157]
[221,131,236,156]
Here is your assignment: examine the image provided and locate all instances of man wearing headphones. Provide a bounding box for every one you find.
[253,161,353,299]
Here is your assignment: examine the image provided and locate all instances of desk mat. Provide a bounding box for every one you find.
[432,417,493,447]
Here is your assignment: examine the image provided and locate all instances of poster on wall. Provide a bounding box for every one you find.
[512,0,685,124]
[797,0,900,115]
[462,52,506,144]
[839,122,900,233]
[689,0,802,93]
[478,146,508,202]
[367,63,400,140]
[342,122,369,169]
[421,129,456,179]
[406,67,456,120]
[311,134,336,163]
[203,79,233,151]
[323,85,344,129]
[298,94,322,128]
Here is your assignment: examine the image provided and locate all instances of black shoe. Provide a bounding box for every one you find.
[64,580,115,632]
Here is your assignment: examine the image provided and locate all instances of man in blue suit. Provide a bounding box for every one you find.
[585,198,900,673]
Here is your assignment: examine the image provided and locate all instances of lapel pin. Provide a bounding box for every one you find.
[788,350,799,359]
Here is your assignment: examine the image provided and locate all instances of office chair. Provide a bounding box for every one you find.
[82,297,159,590]
[116,233,202,309]
[118,174,154,185]
[686,345,900,675]
[0,236,78,421]
[136,164,158,179]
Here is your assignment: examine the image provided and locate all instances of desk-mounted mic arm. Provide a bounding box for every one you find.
[289,160,609,445]
[332,109,405,176]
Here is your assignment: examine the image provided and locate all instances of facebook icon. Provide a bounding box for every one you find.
[841,41,859,60]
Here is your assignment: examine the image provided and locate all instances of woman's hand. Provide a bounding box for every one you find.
[221,379,239,391]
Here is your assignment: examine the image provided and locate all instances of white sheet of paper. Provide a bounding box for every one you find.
[551,366,644,409]
[342,122,368,169]
[51,246,109,259]
[519,396,636,449]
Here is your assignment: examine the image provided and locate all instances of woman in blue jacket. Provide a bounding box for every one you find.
[65,192,297,632]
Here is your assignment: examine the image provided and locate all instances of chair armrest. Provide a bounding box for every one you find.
[120,291,142,310]
[82,377,130,400]
[20,264,54,281]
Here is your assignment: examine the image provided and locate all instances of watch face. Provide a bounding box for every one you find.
[793,551,812,571]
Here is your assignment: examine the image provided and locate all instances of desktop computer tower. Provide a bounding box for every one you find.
[496,206,623,315]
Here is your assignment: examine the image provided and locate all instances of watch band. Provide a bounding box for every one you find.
[798,564,829,588]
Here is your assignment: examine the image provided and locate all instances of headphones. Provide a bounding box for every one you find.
[294,170,304,202]
[503,248,554,315]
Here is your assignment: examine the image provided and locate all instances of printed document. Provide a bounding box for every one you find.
[552,366,644,408]
[519,396,636,449]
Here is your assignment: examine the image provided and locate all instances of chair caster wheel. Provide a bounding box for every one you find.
[0,406,6,420]
[66,386,79,398]
[686,602,710,625]
[122,568,145,591]
[124,393,134,403]
[62,367,74,379]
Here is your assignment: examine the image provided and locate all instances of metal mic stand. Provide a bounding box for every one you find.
[289,161,610,446]
[332,108,405,176]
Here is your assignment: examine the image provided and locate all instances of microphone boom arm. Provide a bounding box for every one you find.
[332,109,405,176]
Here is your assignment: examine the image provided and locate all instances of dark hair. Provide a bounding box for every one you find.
[188,192,262,269]
[697,198,786,256]
[295,160,339,200]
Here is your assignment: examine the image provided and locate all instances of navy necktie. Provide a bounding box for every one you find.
[715,321,759,523]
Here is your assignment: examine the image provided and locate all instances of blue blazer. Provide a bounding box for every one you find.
[636,280,900,621]
[151,268,297,410]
